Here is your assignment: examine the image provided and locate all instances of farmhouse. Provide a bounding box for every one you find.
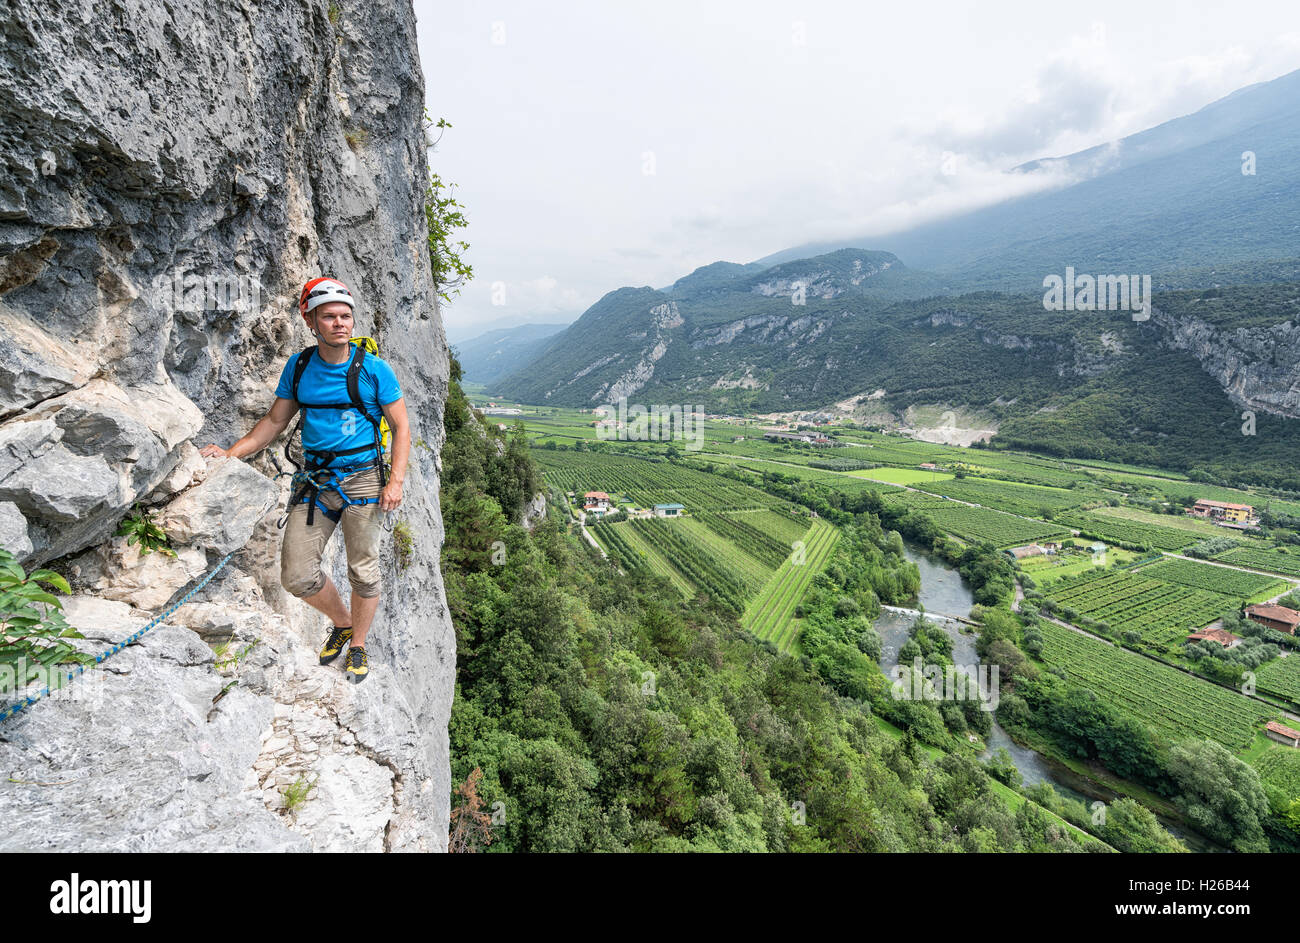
[764,431,814,444]
[653,503,685,518]
[1007,543,1055,560]
[1265,721,1300,748]
[1245,603,1300,635]
[1187,499,1253,523]
[1186,628,1242,648]
[583,491,611,511]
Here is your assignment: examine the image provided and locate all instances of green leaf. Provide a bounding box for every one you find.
[29,570,71,594]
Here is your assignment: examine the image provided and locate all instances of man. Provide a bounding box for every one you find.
[201,277,410,683]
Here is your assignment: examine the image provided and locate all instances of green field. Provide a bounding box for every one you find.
[846,467,954,485]
[742,519,840,651]
[916,503,1071,548]
[534,449,788,511]
[1091,504,1241,537]
[1214,545,1300,578]
[922,476,1096,516]
[589,519,694,598]
[1056,511,1198,551]
[1253,745,1300,805]
[1019,548,1139,586]
[1134,557,1289,602]
[1035,622,1278,750]
[1256,656,1300,705]
[1043,569,1231,647]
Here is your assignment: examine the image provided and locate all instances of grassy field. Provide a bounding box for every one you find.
[742,519,840,651]
[1019,547,1139,586]
[1034,622,1279,751]
[1091,504,1243,537]
[846,467,954,485]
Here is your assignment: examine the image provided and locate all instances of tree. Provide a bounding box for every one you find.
[1166,739,1270,852]
[448,767,495,853]
[424,115,473,303]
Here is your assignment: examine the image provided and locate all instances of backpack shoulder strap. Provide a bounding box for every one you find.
[290,346,316,404]
[345,344,373,419]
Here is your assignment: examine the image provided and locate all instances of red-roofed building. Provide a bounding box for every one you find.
[1245,604,1300,635]
[583,491,611,512]
[1187,499,1253,523]
[1265,721,1300,748]
[1187,627,1242,648]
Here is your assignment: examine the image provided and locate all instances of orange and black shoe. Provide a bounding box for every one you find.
[344,646,369,684]
[319,626,352,665]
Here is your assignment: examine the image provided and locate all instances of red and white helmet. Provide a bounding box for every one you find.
[298,277,354,315]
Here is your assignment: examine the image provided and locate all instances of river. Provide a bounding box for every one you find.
[874,543,1220,851]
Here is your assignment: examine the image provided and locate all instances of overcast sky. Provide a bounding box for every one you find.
[414,1,1300,341]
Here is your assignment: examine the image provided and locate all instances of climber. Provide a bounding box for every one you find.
[199,277,411,684]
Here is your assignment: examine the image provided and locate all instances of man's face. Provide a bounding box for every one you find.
[309,302,353,344]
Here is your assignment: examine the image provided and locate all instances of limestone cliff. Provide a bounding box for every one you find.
[0,0,454,851]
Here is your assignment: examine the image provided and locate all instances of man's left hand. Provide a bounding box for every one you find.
[379,479,404,512]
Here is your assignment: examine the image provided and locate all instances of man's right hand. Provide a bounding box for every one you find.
[200,444,231,459]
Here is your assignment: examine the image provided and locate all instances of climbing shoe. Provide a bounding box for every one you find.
[319,626,352,665]
[344,646,369,684]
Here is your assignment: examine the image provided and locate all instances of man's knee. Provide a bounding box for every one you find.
[283,569,327,599]
[348,567,381,599]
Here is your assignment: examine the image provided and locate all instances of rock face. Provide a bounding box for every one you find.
[0,0,454,851]
[1155,307,1300,419]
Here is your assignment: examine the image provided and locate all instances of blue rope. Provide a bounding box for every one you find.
[0,550,237,725]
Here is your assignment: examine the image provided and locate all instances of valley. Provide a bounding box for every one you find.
[493,400,1300,850]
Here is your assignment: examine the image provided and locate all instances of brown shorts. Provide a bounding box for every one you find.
[280,467,384,599]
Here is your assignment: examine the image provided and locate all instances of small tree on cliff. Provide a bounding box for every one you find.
[448,767,494,853]
[424,113,473,304]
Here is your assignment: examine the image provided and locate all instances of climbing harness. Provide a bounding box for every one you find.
[0,550,236,725]
[278,337,391,528]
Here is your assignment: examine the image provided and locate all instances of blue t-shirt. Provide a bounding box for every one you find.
[275,347,402,465]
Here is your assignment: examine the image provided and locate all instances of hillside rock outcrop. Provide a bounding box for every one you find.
[0,0,453,851]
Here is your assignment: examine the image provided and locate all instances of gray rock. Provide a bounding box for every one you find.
[0,310,93,417]
[0,501,32,558]
[0,0,453,851]
[159,457,279,553]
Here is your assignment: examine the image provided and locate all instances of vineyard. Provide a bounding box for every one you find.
[694,510,808,569]
[1133,557,1289,602]
[1055,511,1196,551]
[919,503,1070,548]
[1214,545,1300,578]
[589,519,694,597]
[533,450,790,511]
[742,519,840,651]
[626,517,753,614]
[1034,622,1278,750]
[1043,569,1230,646]
[1256,655,1300,706]
[922,476,1094,516]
